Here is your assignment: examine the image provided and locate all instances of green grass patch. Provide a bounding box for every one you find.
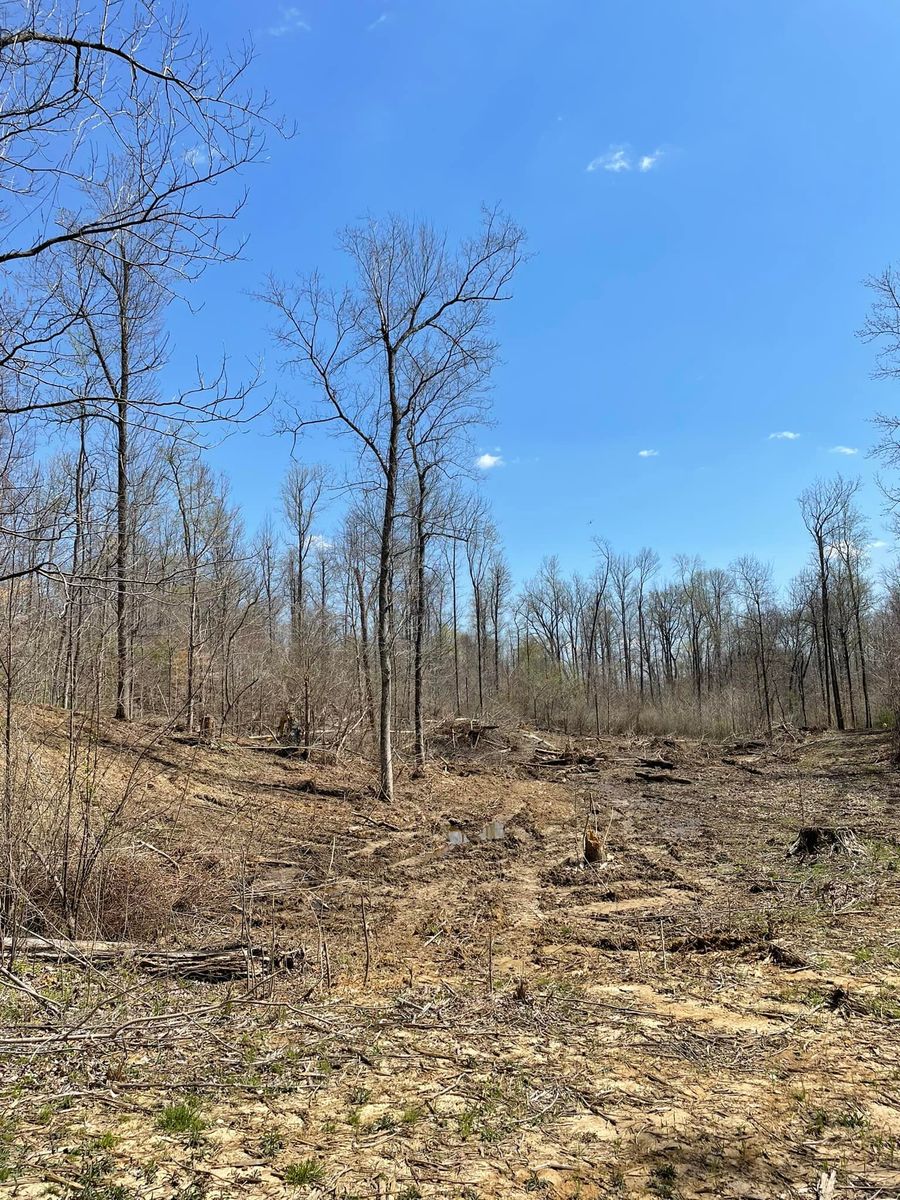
[283,1158,325,1187]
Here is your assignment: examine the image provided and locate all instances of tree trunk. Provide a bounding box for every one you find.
[451,545,461,713]
[353,567,376,742]
[756,604,772,736]
[376,353,400,803]
[817,540,844,730]
[412,476,427,771]
[114,261,131,721]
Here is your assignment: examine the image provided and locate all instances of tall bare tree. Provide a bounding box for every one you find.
[0,0,273,376]
[265,210,525,801]
[799,476,860,731]
[735,555,775,736]
[282,463,329,742]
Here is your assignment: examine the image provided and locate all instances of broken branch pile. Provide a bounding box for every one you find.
[4,938,301,982]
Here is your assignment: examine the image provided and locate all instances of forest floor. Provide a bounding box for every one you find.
[3,711,900,1199]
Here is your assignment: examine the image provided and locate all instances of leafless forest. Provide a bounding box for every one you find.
[3,3,900,1199]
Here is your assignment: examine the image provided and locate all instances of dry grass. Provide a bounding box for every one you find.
[1,711,900,1197]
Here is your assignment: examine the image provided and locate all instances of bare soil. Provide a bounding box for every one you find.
[3,713,900,1199]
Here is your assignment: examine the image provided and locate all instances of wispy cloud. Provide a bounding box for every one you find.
[768,431,800,440]
[587,146,631,173]
[266,6,310,36]
[826,539,860,560]
[184,144,210,169]
[587,145,666,174]
[829,538,892,560]
[639,149,663,172]
[476,452,504,470]
[367,12,390,30]
[830,445,858,456]
[638,449,659,458]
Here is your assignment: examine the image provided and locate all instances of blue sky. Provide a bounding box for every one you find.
[169,0,900,586]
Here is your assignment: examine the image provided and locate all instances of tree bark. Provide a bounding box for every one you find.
[376,350,399,802]
[817,539,844,730]
[114,256,131,721]
[412,473,428,771]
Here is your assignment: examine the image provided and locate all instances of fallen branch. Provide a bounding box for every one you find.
[722,756,764,776]
[816,1169,837,1200]
[4,937,301,982]
[634,771,694,785]
[0,962,62,1017]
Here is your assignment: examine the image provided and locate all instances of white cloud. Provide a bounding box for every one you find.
[267,7,310,36]
[638,449,659,458]
[476,453,504,470]
[830,445,858,455]
[367,12,390,30]
[768,431,800,440]
[828,538,891,560]
[587,145,667,174]
[183,145,208,169]
[309,534,333,551]
[826,539,858,560]
[587,146,631,173]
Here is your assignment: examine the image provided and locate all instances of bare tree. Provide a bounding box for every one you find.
[799,476,860,731]
[264,210,525,801]
[609,552,636,693]
[634,547,659,700]
[405,356,493,769]
[859,265,900,383]
[166,447,223,732]
[281,463,329,743]
[734,555,774,736]
[0,0,274,377]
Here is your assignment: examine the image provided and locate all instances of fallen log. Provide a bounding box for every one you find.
[276,746,339,764]
[534,751,598,767]
[296,779,367,802]
[767,941,807,968]
[726,738,766,753]
[634,771,693,785]
[722,756,764,776]
[4,938,301,982]
[595,930,806,964]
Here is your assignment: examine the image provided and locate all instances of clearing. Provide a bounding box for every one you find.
[3,712,900,1199]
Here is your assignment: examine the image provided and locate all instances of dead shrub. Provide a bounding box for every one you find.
[86,851,176,940]
[0,718,227,942]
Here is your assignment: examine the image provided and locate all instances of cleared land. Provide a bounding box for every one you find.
[3,713,900,1199]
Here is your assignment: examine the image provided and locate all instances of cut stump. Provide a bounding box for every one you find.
[787,827,864,858]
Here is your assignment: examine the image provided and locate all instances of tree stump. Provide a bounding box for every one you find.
[584,830,604,864]
[787,827,863,858]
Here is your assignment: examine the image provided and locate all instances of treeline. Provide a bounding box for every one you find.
[1,432,895,754]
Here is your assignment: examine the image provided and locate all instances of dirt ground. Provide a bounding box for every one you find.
[3,712,900,1199]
